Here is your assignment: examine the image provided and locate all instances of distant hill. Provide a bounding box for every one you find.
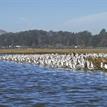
[0,29,7,35]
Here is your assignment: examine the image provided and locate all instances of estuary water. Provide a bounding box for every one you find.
[0,61,107,107]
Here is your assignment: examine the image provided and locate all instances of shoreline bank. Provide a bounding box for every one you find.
[0,48,107,54]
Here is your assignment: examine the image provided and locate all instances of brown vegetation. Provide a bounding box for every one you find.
[0,48,107,54]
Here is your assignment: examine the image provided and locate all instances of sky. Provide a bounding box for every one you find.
[0,0,107,34]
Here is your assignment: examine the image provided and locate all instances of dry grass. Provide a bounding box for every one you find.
[0,48,107,54]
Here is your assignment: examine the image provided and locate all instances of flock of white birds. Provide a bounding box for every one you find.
[0,53,107,70]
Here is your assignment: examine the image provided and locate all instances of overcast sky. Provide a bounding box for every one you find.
[0,0,107,34]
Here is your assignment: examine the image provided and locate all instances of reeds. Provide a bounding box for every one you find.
[0,48,107,54]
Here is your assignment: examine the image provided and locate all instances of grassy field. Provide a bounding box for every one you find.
[0,48,107,54]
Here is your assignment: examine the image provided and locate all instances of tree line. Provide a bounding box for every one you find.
[0,29,107,48]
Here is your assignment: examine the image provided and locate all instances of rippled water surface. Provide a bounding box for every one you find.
[0,61,107,107]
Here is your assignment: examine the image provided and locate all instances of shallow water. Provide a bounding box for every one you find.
[0,61,107,107]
